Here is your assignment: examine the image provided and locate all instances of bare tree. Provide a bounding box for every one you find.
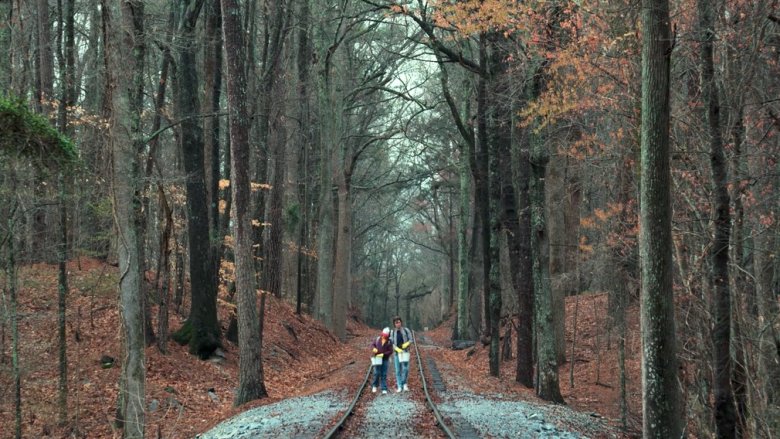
[222,0,268,405]
[639,0,682,436]
[173,0,222,359]
[697,0,737,436]
[104,0,147,435]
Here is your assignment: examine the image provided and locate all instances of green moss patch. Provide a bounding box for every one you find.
[0,97,78,168]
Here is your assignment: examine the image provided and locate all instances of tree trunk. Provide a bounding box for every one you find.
[222,0,268,405]
[7,199,21,439]
[204,0,223,248]
[173,244,185,314]
[264,105,287,299]
[429,45,476,341]
[175,0,221,360]
[475,35,492,345]
[258,0,289,301]
[527,18,562,400]
[698,1,736,437]
[156,186,174,354]
[0,0,10,89]
[315,69,338,329]
[639,0,682,436]
[456,141,471,341]
[487,31,512,379]
[293,0,311,315]
[105,0,147,435]
[758,159,780,409]
[56,0,75,423]
[332,169,352,341]
[531,121,563,404]
[512,114,534,388]
[57,171,69,425]
[37,0,53,108]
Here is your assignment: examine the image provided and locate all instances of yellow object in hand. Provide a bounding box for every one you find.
[376,353,384,358]
[372,347,378,353]
[401,341,410,349]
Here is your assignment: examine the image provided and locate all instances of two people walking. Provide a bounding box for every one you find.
[370,316,413,394]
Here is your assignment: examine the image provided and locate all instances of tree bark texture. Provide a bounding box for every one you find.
[0,0,11,89]
[204,0,223,244]
[457,138,471,341]
[8,199,22,439]
[222,0,268,405]
[105,0,147,435]
[639,0,682,436]
[512,125,534,388]
[56,0,75,422]
[531,124,563,404]
[315,59,339,329]
[176,0,221,359]
[476,35,492,343]
[57,171,68,424]
[332,167,352,341]
[293,0,312,315]
[31,0,54,262]
[37,0,53,107]
[697,1,737,436]
[258,0,289,302]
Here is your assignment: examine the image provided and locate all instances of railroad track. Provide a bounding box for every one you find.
[324,332,458,439]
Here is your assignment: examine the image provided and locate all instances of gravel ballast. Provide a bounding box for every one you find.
[437,391,616,439]
[196,391,348,439]
[353,390,423,437]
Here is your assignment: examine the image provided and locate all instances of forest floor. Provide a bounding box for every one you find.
[0,259,641,438]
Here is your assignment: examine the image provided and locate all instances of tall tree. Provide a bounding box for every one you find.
[261,0,290,302]
[56,0,76,422]
[530,90,563,403]
[7,197,21,439]
[173,0,222,359]
[430,42,475,342]
[639,0,682,436]
[203,0,223,247]
[36,0,53,107]
[486,33,508,378]
[697,0,736,436]
[0,0,12,91]
[293,0,312,315]
[32,0,54,262]
[222,0,269,405]
[528,4,565,402]
[105,0,147,435]
[313,0,347,328]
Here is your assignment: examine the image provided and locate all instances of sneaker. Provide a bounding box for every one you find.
[382,390,387,395]
[403,384,409,392]
[396,387,402,393]
[372,386,377,393]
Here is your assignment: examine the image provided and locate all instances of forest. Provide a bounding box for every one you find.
[0,0,779,437]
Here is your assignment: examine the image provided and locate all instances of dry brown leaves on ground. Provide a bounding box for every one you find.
[1,260,640,438]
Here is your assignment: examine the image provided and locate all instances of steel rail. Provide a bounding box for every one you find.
[321,361,373,439]
[412,330,456,438]
[322,331,455,439]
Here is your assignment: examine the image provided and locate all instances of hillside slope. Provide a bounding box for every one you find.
[1,260,638,438]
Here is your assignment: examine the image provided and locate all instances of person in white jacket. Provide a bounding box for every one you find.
[390,316,413,392]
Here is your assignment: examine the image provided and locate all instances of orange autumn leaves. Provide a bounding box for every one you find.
[413,0,639,152]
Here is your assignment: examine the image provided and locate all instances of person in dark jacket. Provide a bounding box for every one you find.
[390,316,413,392]
[370,327,394,394]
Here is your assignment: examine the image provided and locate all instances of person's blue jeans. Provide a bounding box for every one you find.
[372,357,389,390]
[394,353,409,389]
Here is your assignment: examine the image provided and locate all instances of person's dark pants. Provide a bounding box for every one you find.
[372,357,389,390]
